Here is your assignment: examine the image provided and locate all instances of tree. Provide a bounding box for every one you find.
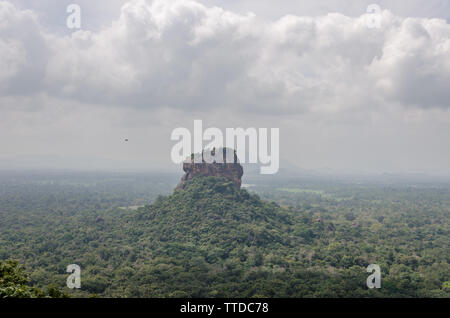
[0,260,68,298]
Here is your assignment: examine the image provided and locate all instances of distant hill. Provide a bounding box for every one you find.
[137,176,294,249]
[120,176,345,297]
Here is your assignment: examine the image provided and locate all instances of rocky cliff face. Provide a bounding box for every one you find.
[177,161,244,190]
[177,148,244,190]
[177,162,244,190]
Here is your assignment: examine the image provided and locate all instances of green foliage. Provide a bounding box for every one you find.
[0,260,36,298]
[0,172,449,298]
[0,260,68,298]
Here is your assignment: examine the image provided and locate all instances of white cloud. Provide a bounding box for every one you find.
[1,0,450,113]
[0,38,26,82]
[0,1,49,94]
[370,17,450,109]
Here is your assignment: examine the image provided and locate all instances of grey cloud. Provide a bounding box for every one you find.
[0,1,49,95]
[370,18,450,109]
[1,0,450,114]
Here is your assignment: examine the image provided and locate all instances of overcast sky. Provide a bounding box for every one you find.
[1,0,450,175]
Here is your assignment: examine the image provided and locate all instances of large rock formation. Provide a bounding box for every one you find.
[177,148,244,190]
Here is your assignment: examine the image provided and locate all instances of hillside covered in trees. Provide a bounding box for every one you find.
[0,171,449,297]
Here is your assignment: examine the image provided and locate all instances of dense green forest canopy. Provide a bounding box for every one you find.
[0,171,449,297]
[0,260,68,298]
